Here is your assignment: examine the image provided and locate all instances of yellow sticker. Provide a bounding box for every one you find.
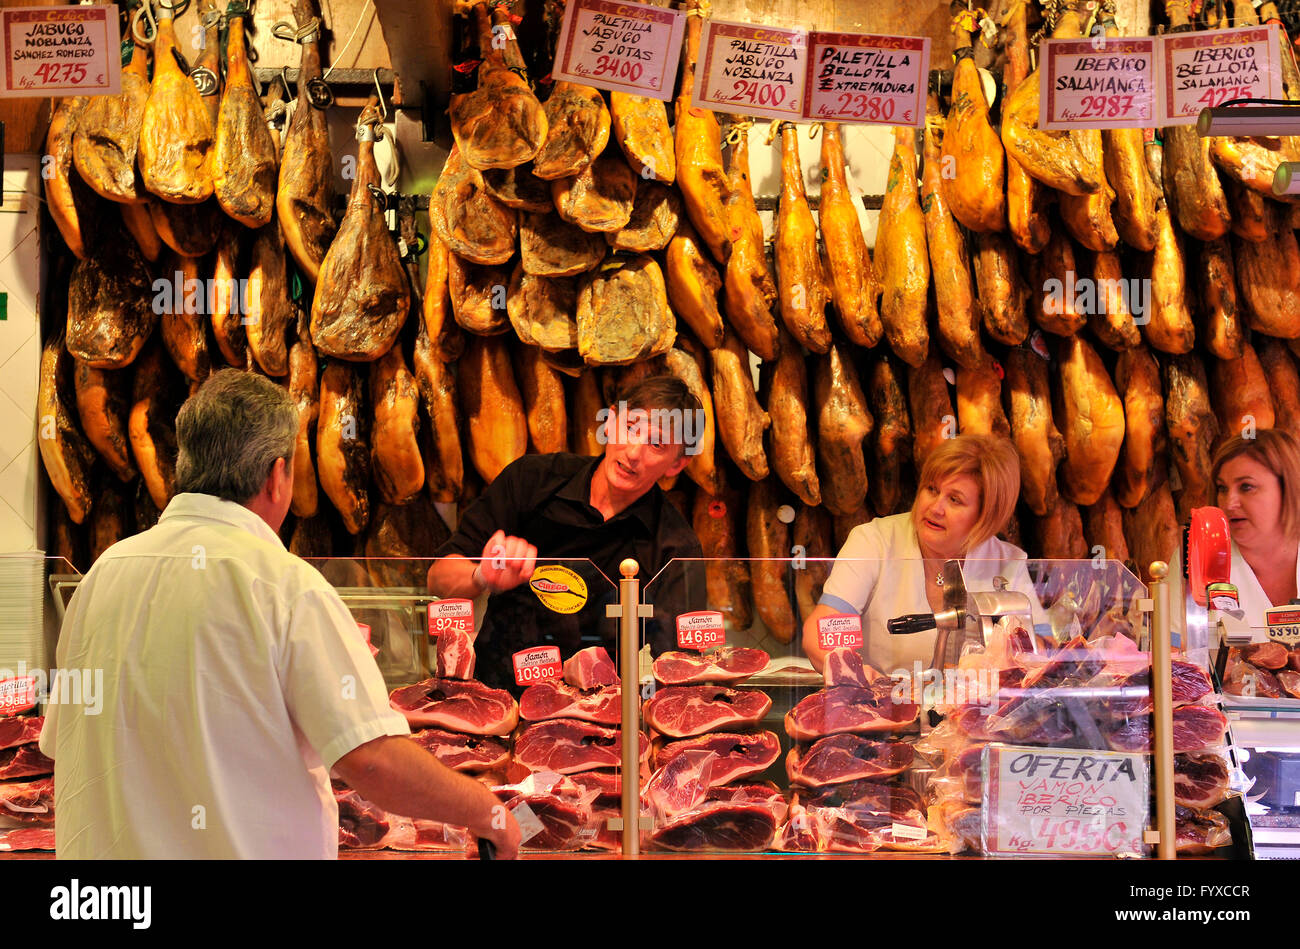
[528,565,589,614]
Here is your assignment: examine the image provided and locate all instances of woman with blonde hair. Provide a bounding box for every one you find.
[803,433,1032,674]
[1210,429,1300,622]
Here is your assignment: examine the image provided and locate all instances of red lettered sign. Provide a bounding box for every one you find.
[694,19,807,120]
[428,598,474,639]
[0,676,37,716]
[817,613,863,650]
[1039,36,1157,129]
[1158,24,1284,125]
[676,611,726,650]
[552,0,686,100]
[0,5,120,97]
[513,646,563,687]
[803,31,928,126]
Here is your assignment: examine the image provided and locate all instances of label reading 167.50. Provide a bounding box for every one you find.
[817,613,863,650]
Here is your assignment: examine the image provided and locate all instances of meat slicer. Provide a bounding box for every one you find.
[886,559,1037,669]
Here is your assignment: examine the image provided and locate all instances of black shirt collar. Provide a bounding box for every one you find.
[556,456,661,531]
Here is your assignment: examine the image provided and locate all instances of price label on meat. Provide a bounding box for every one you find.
[427,598,474,639]
[1157,24,1283,125]
[803,31,928,127]
[1265,606,1300,646]
[0,5,120,97]
[513,646,563,686]
[816,613,863,650]
[1039,36,1157,129]
[676,611,726,650]
[693,19,807,120]
[0,676,37,717]
[984,744,1150,856]
[552,0,686,101]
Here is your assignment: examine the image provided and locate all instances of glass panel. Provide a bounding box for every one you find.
[637,557,1200,857]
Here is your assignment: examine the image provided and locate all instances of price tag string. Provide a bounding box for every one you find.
[724,118,753,145]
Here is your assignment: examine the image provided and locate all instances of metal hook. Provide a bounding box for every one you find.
[373,69,388,122]
[132,0,157,45]
[280,65,293,100]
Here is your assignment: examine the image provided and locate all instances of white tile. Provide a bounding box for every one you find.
[0,199,38,265]
[0,228,42,311]
[0,445,37,530]
[0,292,35,370]
[0,491,36,552]
[0,327,39,414]
[0,387,31,472]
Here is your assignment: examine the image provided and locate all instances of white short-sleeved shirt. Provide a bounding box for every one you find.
[39,493,411,859]
[818,513,1041,674]
[1228,540,1300,626]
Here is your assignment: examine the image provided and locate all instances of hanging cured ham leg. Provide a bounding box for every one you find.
[1053,334,1125,507]
[311,103,410,362]
[775,123,831,354]
[73,40,149,204]
[534,83,609,180]
[318,360,371,534]
[609,92,675,183]
[45,97,97,259]
[38,334,97,524]
[370,344,426,505]
[940,19,1004,233]
[289,332,320,517]
[876,127,929,367]
[461,334,527,483]
[1112,345,1166,509]
[277,0,337,283]
[867,355,912,516]
[814,343,872,516]
[138,5,215,203]
[1003,349,1064,516]
[413,320,464,503]
[763,332,820,506]
[721,122,779,360]
[214,10,278,227]
[711,331,770,481]
[449,4,547,170]
[1001,0,1050,253]
[820,123,882,349]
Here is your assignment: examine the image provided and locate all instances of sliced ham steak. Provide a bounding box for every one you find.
[563,646,619,689]
[652,731,780,784]
[389,677,519,736]
[647,784,785,852]
[493,781,592,851]
[0,716,42,751]
[785,735,914,787]
[823,648,886,689]
[519,680,621,724]
[0,745,54,781]
[643,685,773,738]
[0,777,54,826]
[644,733,781,816]
[1241,641,1289,670]
[1100,659,1212,715]
[652,647,770,685]
[0,827,56,852]
[784,685,918,741]
[409,727,508,772]
[513,719,647,773]
[435,627,476,680]
[1175,804,1231,854]
[1174,753,1232,809]
[1105,704,1229,753]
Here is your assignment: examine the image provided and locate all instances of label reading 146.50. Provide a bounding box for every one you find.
[676,611,726,650]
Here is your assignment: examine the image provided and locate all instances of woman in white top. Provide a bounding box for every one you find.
[1211,430,1300,623]
[803,433,1034,676]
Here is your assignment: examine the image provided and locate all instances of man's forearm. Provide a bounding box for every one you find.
[336,737,501,838]
[427,554,484,599]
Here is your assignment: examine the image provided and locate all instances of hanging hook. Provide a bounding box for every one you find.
[280,65,293,100]
[373,69,389,123]
[132,0,157,45]
[807,122,822,139]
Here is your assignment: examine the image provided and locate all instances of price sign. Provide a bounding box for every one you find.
[816,613,863,651]
[513,646,563,686]
[693,19,807,121]
[1266,606,1300,646]
[803,31,928,127]
[0,5,120,97]
[1157,23,1283,125]
[0,676,37,717]
[676,611,726,650]
[984,744,1149,856]
[427,598,474,639]
[552,0,686,101]
[1039,36,1157,129]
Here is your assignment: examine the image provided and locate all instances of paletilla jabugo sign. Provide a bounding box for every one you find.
[551,0,686,101]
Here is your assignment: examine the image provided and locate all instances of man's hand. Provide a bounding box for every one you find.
[476,530,538,593]
[479,803,523,860]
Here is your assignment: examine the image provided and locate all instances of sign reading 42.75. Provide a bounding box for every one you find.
[0,5,120,97]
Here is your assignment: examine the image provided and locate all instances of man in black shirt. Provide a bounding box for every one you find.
[428,376,706,693]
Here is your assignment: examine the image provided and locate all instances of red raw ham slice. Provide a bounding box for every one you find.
[1105,704,1229,753]
[652,647,770,685]
[786,735,913,787]
[409,727,509,772]
[519,679,621,724]
[784,685,918,741]
[0,827,55,851]
[1224,661,1282,698]
[1175,804,1231,854]
[793,780,924,818]
[0,744,53,780]
[382,817,469,852]
[335,785,390,849]
[0,716,43,751]
[494,780,593,851]
[389,677,519,735]
[563,646,619,689]
[1241,641,1288,670]
[647,784,785,852]
[435,626,476,680]
[513,719,648,773]
[1278,669,1300,699]
[776,803,823,852]
[569,769,621,800]
[0,777,54,827]
[652,731,781,785]
[823,648,886,689]
[1290,649,1300,672]
[568,770,622,851]
[1021,634,1105,687]
[643,685,772,738]
[1103,660,1212,715]
[944,743,985,803]
[1174,753,1232,809]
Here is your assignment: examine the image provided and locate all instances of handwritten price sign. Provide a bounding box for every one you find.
[427,598,474,639]
[513,646,563,686]
[0,5,120,97]
[1158,23,1283,125]
[816,613,863,650]
[676,611,726,650]
[552,0,685,101]
[803,31,928,127]
[984,744,1149,856]
[1039,37,1157,129]
[694,19,807,120]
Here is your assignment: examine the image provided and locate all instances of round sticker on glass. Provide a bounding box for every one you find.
[528,564,589,614]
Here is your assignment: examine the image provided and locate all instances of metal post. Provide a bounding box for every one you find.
[1149,561,1176,860]
[618,558,641,857]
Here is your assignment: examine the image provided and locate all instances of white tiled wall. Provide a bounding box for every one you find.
[0,156,42,554]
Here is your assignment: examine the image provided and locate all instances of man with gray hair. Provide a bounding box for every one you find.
[40,370,519,859]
